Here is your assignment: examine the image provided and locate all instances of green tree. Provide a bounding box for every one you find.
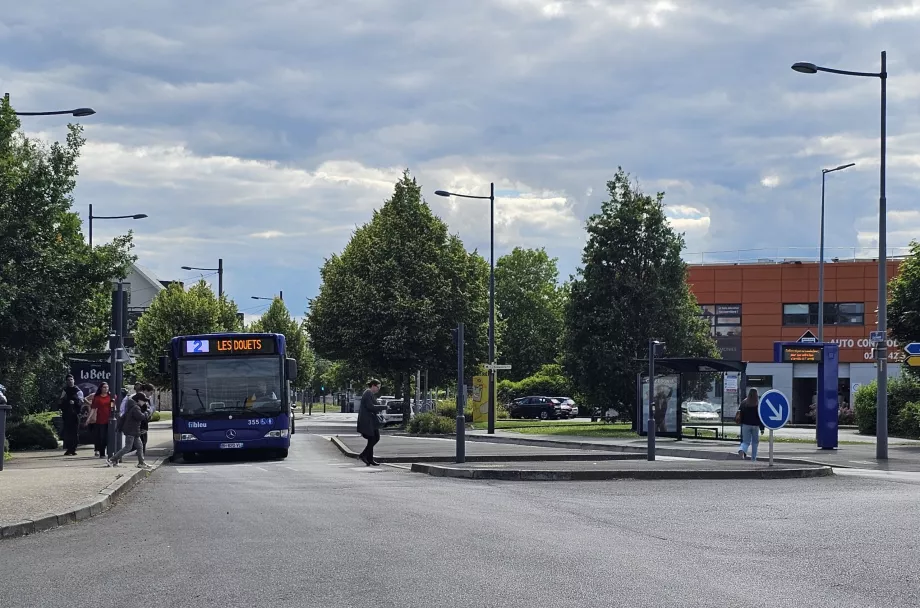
[133,281,242,387]
[306,170,488,425]
[249,298,315,390]
[0,95,134,416]
[889,240,920,378]
[495,247,565,380]
[561,168,717,420]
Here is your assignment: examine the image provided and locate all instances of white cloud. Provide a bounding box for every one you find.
[4,0,920,308]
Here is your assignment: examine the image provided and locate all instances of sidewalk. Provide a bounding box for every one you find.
[0,422,172,540]
[465,429,920,472]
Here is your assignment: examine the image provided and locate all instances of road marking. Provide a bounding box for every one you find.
[349,467,382,472]
[834,468,920,485]
[175,468,205,474]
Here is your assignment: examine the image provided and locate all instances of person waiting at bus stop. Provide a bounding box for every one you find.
[59,374,84,456]
[356,379,387,466]
[736,388,765,461]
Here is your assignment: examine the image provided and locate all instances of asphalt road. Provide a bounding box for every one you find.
[2,431,919,608]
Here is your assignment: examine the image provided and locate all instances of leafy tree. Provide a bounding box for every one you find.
[306,170,488,425]
[561,168,717,421]
[0,95,134,416]
[249,298,315,390]
[495,247,565,380]
[133,281,242,387]
[889,240,920,378]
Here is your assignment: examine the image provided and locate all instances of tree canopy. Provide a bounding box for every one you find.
[495,247,565,381]
[561,167,717,418]
[0,96,134,416]
[888,240,920,377]
[305,170,488,420]
[249,297,314,390]
[133,281,242,387]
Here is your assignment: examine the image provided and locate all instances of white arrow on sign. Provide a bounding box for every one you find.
[764,397,784,422]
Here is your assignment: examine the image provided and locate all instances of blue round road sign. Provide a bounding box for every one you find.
[758,390,791,430]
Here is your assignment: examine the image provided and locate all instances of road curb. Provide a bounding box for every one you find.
[0,452,171,542]
[461,434,846,468]
[328,435,647,463]
[410,463,836,481]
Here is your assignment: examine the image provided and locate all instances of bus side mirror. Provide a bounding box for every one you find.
[286,358,298,382]
[158,356,168,374]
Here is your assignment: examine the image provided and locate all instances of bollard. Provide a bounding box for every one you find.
[0,404,11,471]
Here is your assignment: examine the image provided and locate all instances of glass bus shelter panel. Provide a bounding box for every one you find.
[639,374,680,437]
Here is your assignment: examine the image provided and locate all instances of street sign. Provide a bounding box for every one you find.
[904,343,920,356]
[870,330,886,343]
[484,364,512,370]
[758,390,791,430]
[797,330,818,343]
[758,389,791,467]
[906,355,920,368]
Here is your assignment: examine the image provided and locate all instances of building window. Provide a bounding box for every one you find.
[782,303,865,326]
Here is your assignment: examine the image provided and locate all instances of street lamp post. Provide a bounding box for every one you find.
[818,163,856,342]
[435,183,497,434]
[792,51,888,459]
[182,259,224,298]
[5,93,96,118]
[88,203,148,247]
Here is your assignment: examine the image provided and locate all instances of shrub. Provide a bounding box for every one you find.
[3,437,10,461]
[854,376,920,437]
[838,407,856,426]
[497,364,574,403]
[150,411,161,422]
[895,401,920,439]
[408,412,456,435]
[6,419,59,450]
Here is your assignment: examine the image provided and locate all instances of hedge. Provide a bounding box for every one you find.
[854,374,920,438]
[6,418,59,451]
[496,364,574,403]
[408,412,456,435]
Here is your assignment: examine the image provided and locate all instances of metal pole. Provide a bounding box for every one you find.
[769,429,774,466]
[279,290,283,302]
[818,171,826,343]
[488,182,496,435]
[876,50,889,460]
[0,404,10,471]
[107,282,124,458]
[218,258,224,299]
[88,203,93,248]
[647,339,656,461]
[456,322,466,463]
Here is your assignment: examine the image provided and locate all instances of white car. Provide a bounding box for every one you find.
[681,401,721,424]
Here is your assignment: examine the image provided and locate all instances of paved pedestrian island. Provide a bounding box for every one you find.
[331,434,645,462]
[411,459,834,481]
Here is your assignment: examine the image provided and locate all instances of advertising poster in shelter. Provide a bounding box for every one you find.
[639,374,680,436]
[68,354,111,400]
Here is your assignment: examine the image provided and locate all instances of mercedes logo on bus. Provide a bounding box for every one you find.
[225,429,237,439]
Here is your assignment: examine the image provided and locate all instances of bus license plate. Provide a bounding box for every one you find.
[220,442,244,449]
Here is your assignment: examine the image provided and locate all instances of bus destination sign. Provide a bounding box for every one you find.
[782,345,823,363]
[184,337,277,356]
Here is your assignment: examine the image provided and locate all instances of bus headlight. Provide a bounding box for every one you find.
[174,433,198,441]
[265,430,289,438]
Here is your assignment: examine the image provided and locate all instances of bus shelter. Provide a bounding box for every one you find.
[637,358,748,440]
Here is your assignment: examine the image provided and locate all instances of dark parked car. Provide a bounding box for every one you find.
[509,396,565,420]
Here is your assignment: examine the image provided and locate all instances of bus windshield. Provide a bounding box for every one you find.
[177,357,282,418]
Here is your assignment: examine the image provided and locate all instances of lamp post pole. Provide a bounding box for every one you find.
[182,259,224,299]
[88,204,148,248]
[435,183,497,434]
[792,51,888,459]
[818,163,856,343]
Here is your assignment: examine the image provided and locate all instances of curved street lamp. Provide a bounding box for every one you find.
[88,204,147,247]
[435,183,497,435]
[182,259,224,298]
[252,292,282,302]
[5,92,95,117]
[791,52,888,459]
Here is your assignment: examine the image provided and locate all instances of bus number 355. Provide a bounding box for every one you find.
[248,418,272,426]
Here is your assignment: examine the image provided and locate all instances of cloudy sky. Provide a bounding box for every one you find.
[3,1,919,321]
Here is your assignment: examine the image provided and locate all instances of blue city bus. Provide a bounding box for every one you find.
[160,333,298,461]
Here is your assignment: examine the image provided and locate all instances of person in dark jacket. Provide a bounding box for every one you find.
[356,379,387,466]
[59,374,84,456]
[107,393,151,468]
[737,388,765,460]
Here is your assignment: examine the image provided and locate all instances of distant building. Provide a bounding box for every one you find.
[687,256,903,423]
[121,263,183,340]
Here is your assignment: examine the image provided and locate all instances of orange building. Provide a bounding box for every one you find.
[687,258,903,421]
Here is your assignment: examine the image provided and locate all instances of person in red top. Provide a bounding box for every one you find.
[88,382,113,459]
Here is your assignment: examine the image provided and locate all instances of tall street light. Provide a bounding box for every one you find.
[252,292,282,302]
[182,259,224,299]
[88,203,148,247]
[5,92,96,117]
[792,51,888,459]
[818,162,856,343]
[435,182,497,434]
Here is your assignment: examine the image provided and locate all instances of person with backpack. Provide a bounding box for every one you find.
[107,392,152,469]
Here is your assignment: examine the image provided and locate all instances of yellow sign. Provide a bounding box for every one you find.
[907,355,920,367]
[470,376,489,423]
